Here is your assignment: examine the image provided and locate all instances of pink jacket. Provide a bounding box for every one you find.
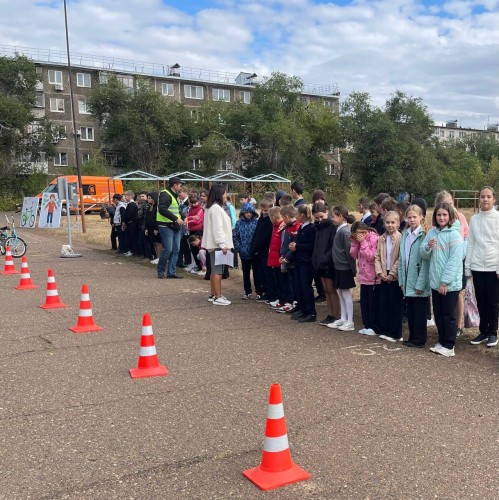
[350,230,380,285]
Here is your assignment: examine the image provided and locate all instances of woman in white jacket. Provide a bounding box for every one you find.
[465,186,499,348]
[203,185,234,306]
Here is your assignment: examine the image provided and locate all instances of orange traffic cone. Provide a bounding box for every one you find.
[243,383,310,490]
[2,246,20,275]
[69,284,103,333]
[39,269,68,309]
[15,256,37,290]
[129,313,168,379]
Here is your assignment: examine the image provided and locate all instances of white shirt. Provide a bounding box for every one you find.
[405,225,422,271]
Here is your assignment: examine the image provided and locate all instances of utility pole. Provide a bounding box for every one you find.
[63,0,86,233]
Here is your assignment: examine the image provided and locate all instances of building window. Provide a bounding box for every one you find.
[53,126,67,141]
[104,152,125,167]
[212,88,230,102]
[185,85,204,99]
[54,152,68,166]
[192,159,200,170]
[238,91,250,104]
[326,164,337,176]
[78,100,91,114]
[79,127,94,141]
[448,131,455,139]
[117,74,134,89]
[34,93,45,108]
[324,100,334,108]
[190,109,201,122]
[439,129,445,137]
[458,131,466,139]
[48,70,63,85]
[82,153,91,164]
[77,73,91,88]
[35,66,43,80]
[161,83,174,96]
[49,98,64,112]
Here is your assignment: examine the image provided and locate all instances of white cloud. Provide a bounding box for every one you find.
[0,0,497,128]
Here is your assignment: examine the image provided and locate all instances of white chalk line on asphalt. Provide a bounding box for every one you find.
[341,342,401,356]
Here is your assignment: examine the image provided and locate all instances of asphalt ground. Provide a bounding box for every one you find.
[0,222,498,499]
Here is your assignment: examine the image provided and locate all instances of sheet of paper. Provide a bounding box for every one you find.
[214,250,234,267]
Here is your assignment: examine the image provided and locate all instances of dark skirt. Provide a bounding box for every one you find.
[333,268,356,290]
[317,267,335,280]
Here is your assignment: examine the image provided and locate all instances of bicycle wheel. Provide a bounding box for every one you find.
[6,237,27,257]
[29,214,35,227]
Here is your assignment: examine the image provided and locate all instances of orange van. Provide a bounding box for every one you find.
[38,176,124,212]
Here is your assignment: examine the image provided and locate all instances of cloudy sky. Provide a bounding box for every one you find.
[1,0,498,129]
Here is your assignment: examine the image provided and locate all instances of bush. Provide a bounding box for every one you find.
[0,195,19,211]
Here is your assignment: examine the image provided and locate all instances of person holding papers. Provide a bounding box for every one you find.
[203,185,234,306]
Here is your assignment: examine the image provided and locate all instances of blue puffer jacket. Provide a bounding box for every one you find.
[420,221,463,292]
[233,203,258,259]
[398,226,430,297]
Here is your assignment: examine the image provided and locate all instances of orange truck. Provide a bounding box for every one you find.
[38,176,124,213]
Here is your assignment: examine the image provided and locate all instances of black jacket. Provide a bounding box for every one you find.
[124,200,139,224]
[311,219,336,273]
[250,214,273,257]
[290,222,316,264]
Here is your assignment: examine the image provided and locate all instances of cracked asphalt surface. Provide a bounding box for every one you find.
[1,220,498,499]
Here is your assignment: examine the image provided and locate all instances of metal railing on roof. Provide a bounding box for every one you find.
[0,43,339,96]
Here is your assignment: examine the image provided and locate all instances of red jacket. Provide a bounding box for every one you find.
[186,203,204,232]
[267,220,283,268]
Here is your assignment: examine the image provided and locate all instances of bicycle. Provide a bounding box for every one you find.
[21,206,36,228]
[0,214,27,257]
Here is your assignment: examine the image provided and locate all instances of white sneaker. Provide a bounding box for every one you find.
[208,294,215,302]
[327,319,345,329]
[190,267,201,274]
[150,258,159,265]
[269,300,280,308]
[213,296,231,306]
[195,269,205,276]
[363,329,377,336]
[124,251,133,257]
[434,345,455,357]
[338,322,355,331]
[275,303,293,313]
[427,319,436,328]
[379,334,398,342]
[184,264,195,271]
[429,342,442,353]
[358,328,367,334]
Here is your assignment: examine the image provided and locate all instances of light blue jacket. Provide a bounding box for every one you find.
[420,221,463,292]
[398,226,430,297]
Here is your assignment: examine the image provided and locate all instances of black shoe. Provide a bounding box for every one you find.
[286,306,301,315]
[167,274,183,279]
[298,314,316,323]
[487,335,498,347]
[318,315,336,326]
[157,275,166,279]
[314,295,326,303]
[470,332,488,345]
[291,311,304,320]
[403,340,424,348]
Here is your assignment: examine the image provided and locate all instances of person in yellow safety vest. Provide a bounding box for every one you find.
[156,176,186,279]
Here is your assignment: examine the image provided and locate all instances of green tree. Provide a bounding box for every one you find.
[0,55,56,194]
[87,76,196,174]
[340,91,437,195]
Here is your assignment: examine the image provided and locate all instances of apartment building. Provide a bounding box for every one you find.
[1,45,340,176]
[433,120,499,141]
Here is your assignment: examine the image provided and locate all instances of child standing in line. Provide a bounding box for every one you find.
[328,206,357,332]
[465,186,499,348]
[275,205,301,313]
[266,206,284,305]
[233,202,259,299]
[434,190,469,337]
[311,203,340,326]
[250,199,273,301]
[421,202,463,357]
[375,211,403,342]
[287,204,317,323]
[398,205,430,347]
[349,221,380,336]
